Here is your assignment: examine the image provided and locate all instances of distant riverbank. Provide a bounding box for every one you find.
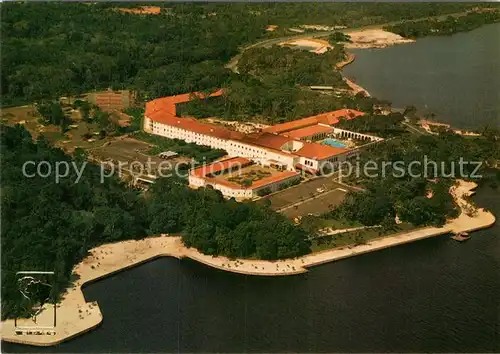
[343,22,500,129]
[336,52,371,97]
[1,180,495,347]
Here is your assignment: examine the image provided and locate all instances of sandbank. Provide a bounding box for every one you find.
[344,29,415,49]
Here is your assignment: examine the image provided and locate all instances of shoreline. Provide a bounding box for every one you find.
[337,28,417,97]
[1,180,496,347]
[343,29,416,49]
[337,52,371,97]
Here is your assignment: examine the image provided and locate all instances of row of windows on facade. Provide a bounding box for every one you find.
[151,122,344,166]
[153,123,274,159]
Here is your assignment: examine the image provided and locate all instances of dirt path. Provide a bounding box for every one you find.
[225,11,473,73]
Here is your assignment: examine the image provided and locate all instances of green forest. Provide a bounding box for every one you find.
[237,46,347,87]
[180,83,383,124]
[336,113,408,138]
[1,125,310,319]
[2,2,500,321]
[328,125,500,228]
[1,2,492,107]
[384,9,500,38]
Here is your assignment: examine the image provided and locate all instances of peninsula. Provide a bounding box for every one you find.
[2,3,499,350]
[1,180,495,347]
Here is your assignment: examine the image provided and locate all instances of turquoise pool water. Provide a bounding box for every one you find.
[322,138,346,148]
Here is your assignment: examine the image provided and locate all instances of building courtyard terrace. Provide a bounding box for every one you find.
[188,157,301,199]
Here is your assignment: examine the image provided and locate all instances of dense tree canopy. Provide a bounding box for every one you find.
[1,125,311,320]
[336,113,408,138]
[238,45,347,87]
[329,130,500,227]
[2,2,492,106]
[2,1,500,322]
[1,3,263,105]
[179,79,384,124]
[384,10,500,39]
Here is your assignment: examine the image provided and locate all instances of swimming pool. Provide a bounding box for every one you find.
[322,138,346,148]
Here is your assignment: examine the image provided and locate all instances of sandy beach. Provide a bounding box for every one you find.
[343,77,371,97]
[344,29,415,49]
[1,180,495,346]
[337,29,415,96]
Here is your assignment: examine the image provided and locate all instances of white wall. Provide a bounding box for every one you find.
[251,173,301,197]
[331,127,383,142]
[145,119,300,170]
[188,170,301,200]
[146,120,359,175]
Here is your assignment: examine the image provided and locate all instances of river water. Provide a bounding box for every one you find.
[343,23,500,129]
[3,187,499,353]
[3,25,500,354]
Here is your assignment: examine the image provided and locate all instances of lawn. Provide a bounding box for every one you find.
[310,222,417,252]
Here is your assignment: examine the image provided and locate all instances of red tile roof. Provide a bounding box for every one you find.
[263,109,365,134]
[150,113,243,140]
[239,132,347,160]
[192,163,300,191]
[145,90,243,140]
[238,132,291,151]
[146,91,350,163]
[283,125,334,139]
[251,171,300,189]
[190,157,251,178]
[145,89,224,118]
[295,142,348,160]
[263,116,321,134]
[311,109,365,125]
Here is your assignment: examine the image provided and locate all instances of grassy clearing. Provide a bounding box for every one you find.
[122,107,144,132]
[0,104,116,152]
[299,215,363,234]
[132,131,226,163]
[310,222,417,252]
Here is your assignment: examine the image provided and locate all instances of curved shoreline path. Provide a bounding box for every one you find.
[1,180,495,347]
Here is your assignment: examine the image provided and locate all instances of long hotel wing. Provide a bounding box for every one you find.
[144,89,366,198]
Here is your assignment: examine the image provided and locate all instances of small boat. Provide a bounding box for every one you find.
[451,232,470,242]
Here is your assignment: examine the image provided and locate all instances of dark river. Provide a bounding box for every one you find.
[343,23,500,129]
[3,186,499,353]
[3,25,500,354]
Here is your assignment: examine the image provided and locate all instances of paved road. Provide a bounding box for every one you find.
[403,121,430,135]
[225,11,472,74]
[226,31,338,73]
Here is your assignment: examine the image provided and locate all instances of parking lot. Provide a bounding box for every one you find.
[89,137,190,176]
[257,175,358,218]
[260,176,351,208]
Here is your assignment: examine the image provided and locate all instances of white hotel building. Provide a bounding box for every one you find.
[144,91,362,175]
